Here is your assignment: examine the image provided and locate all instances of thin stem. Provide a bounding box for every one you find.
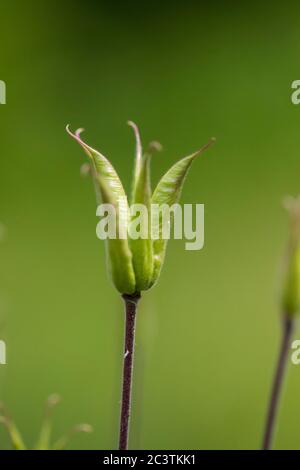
[262,315,294,450]
[119,292,140,450]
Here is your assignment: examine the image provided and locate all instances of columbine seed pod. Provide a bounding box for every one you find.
[261,197,300,450]
[281,196,300,316]
[67,123,215,294]
[68,122,215,450]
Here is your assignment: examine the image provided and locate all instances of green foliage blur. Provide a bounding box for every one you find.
[1,0,300,450]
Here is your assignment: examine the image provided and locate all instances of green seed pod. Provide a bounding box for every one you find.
[67,123,214,294]
[150,139,215,287]
[128,122,154,291]
[0,403,26,450]
[282,196,300,316]
[67,126,136,295]
[36,394,61,450]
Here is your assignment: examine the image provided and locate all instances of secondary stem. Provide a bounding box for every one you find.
[119,292,140,450]
[262,315,294,450]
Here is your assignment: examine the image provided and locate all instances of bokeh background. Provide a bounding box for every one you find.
[1,0,300,450]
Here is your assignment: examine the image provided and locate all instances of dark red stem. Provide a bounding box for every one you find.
[119,293,140,450]
[262,315,294,450]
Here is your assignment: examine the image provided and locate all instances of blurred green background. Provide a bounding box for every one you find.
[1,0,300,450]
